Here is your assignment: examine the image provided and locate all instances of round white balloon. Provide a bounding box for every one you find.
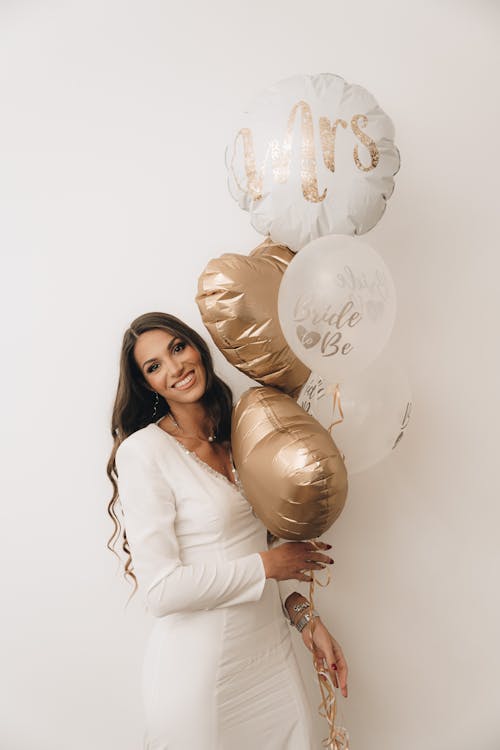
[226,72,400,252]
[278,234,397,382]
[297,356,412,475]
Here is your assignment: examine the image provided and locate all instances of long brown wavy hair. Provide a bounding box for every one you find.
[106,311,236,606]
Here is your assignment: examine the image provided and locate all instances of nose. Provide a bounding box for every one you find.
[166,357,185,383]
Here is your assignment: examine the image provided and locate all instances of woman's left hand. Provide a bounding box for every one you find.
[300,618,348,698]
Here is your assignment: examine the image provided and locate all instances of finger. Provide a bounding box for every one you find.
[309,540,332,550]
[332,651,348,677]
[302,561,328,571]
[332,650,348,681]
[334,660,348,697]
[337,662,348,690]
[332,644,347,668]
[326,652,338,680]
[303,541,321,552]
[297,572,314,582]
[305,552,334,564]
[324,659,339,686]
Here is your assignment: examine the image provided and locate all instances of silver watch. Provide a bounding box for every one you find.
[282,598,309,623]
[291,600,310,617]
[295,609,319,633]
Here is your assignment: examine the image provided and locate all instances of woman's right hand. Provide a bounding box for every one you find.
[259,541,334,582]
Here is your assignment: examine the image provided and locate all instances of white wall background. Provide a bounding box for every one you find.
[1,1,498,748]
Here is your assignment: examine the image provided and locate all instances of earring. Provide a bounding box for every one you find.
[152,391,159,418]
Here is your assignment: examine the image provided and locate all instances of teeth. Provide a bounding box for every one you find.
[174,372,194,388]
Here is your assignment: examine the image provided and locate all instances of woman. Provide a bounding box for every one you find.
[107,311,348,749]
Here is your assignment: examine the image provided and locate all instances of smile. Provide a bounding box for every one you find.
[173,371,195,390]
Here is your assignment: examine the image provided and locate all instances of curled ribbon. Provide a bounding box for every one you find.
[326,382,344,435]
[307,540,350,750]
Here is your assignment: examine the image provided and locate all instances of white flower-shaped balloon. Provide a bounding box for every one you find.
[226,73,400,252]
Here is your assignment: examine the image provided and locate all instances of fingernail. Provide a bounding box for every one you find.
[331,664,337,670]
[326,544,332,549]
[329,558,334,564]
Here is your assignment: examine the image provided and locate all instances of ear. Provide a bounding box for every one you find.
[143,382,156,395]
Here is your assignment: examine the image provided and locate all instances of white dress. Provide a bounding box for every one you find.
[115,418,316,749]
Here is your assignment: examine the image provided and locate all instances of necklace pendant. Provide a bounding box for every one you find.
[168,411,216,442]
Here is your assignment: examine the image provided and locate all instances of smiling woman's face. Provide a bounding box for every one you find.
[133,328,207,407]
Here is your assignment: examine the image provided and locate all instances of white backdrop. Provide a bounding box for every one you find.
[1,1,499,748]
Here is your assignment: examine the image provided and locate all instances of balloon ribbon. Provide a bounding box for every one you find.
[327,383,344,435]
[308,540,350,750]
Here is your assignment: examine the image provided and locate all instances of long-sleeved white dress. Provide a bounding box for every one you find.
[114,417,315,749]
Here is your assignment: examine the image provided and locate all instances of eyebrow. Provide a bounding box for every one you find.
[142,338,180,370]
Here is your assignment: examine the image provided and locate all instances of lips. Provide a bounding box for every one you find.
[172,370,195,390]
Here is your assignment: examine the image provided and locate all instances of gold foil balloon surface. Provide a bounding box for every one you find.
[231,386,348,540]
[226,72,400,251]
[196,237,310,397]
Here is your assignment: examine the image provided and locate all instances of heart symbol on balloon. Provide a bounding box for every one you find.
[365,300,385,321]
[296,325,321,349]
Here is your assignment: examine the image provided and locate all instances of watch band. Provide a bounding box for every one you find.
[295,609,319,633]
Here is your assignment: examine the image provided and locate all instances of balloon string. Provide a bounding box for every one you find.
[327,383,344,435]
[308,541,350,750]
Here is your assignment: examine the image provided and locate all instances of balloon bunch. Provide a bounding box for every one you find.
[196,71,410,745]
[196,237,348,539]
[197,71,409,526]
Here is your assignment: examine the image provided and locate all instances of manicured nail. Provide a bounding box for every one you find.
[326,544,332,549]
[331,664,337,670]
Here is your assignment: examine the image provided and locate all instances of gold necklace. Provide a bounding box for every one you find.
[168,412,217,442]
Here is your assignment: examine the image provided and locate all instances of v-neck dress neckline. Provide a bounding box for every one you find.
[151,419,242,493]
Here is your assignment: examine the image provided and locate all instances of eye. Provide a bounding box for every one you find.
[173,341,186,353]
[147,363,159,374]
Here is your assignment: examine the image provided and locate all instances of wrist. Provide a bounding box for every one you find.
[285,593,310,625]
[285,591,303,609]
[295,609,320,633]
[259,551,274,579]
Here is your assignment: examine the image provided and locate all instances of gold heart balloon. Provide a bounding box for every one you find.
[231,385,348,540]
[196,238,310,398]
